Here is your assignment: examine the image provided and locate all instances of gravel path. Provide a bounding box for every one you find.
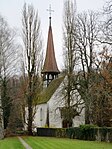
[18,136,33,149]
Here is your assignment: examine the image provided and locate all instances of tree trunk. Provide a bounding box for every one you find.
[28,100,33,135]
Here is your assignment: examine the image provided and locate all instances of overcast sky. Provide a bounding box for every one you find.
[0,0,106,69]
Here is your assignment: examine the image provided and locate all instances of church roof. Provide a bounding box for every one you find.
[34,75,65,105]
[42,18,60,74]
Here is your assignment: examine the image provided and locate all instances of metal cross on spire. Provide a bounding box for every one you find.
[47,4,54,26]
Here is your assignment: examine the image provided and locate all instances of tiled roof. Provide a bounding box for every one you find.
[34,76,65,105]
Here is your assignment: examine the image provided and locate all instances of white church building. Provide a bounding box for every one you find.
[32,15,85,129]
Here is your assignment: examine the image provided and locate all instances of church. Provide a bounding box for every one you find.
[33,13,85,129]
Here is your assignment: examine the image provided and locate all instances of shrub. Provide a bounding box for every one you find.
[66,125,97,140]
[66,127,76,139]
[79,124,97,140]
[56,128,67,138]
[99,127,108,141]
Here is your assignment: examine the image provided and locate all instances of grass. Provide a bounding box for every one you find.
[23,136,112,149]
[0,137,25,149]
[0,136,112,149]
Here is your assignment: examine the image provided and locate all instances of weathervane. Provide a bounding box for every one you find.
[47,4,54,26]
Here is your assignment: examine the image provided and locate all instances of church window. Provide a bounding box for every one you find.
[40,108,43,121]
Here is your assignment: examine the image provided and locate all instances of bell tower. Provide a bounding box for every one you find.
[41,5,60,87]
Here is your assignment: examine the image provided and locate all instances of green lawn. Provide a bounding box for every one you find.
[0,136,112,149]
[0,137,25,149]
[23,136,112,149]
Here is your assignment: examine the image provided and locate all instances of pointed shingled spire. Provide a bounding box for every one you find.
[42,16,60,74]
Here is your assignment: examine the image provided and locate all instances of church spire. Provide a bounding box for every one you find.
[49,16,51,27]
[42,5,60,87]
[47,4,54,27]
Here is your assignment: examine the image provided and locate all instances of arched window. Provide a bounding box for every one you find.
[40,108,43,121]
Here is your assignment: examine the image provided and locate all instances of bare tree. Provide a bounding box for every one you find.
[75,11,100,124]
[22,3,42,135]
[62,1,112,127]
[0,14,19,130]
[62,0,84,127]
[101,0,112,44]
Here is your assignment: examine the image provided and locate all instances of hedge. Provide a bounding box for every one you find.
[37,125,112,142]
[37,128,67,138]
[66,125,112,142]
[66,125,97,140]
